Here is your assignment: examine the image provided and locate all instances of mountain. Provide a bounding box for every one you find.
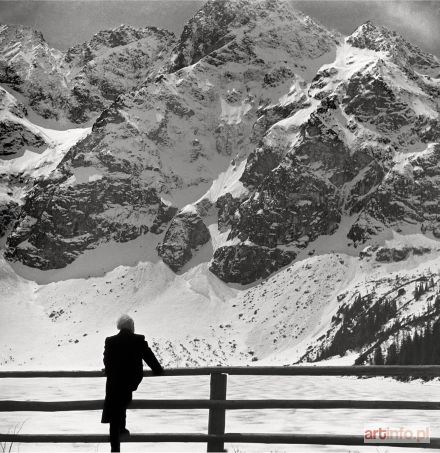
[0,85,90,244]
[1,0,440,369]
[209,19,440,283]
[4,0,339,270]
[0,23,175,124]
[0,22,174,258]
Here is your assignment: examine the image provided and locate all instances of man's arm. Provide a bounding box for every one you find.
[103,337,111,374]
[142,341,163,374]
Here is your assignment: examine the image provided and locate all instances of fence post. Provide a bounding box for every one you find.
[207,372,227,452]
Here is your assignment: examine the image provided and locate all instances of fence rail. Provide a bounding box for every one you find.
[1,399,440,411]
[1,366,440,451]
[2,365,440,378]
[1,433,440,448]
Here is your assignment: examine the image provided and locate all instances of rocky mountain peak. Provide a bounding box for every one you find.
[0,22,58,68]
[169,0,328,72]
[64,24,175,64]
[82,24,174,51]
[348,20,404,49]
[0,23,45,47]
[347,20,439,71]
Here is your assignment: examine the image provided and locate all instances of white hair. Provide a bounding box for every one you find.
[117,314,134,332]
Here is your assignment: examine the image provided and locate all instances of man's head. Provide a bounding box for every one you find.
[116,314,135,333]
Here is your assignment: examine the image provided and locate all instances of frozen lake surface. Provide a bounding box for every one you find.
[1,375,439,452]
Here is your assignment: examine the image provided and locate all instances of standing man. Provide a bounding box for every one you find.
[101,315,164,452]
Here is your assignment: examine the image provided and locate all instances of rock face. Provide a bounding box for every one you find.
[348,143,440,243]
[157,210,211,271]
[0,120,46,155]
[375,245,431,262]
[0,201,19,238]
[4,131,177,268]
[0,23,175,124]
[209,244,296,284]
[229,156,341,248]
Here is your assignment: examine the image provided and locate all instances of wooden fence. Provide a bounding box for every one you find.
[1,366,440,451]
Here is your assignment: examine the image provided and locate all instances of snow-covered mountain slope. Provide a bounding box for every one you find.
[1,0,440,369]
[2,232,440,369]
[0,23,175,125]
[208,20,440,283]
[301,232,440,366]
[0,87,90,242]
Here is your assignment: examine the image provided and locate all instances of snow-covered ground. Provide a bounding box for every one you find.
[1,375,439,452]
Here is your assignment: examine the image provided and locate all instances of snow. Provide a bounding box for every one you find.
[310,41,386,98]
[195,158,248,204]
[180,204,198,215]
[277,77,307,106]
[160,196,172,207]
[1,253,241,370]
[0,112,91,181]
[410,97,439,119]
[384,231,440,251]
[276,101,317,131]
[4,227,440,370]
[393,143,438,179]
[69,167,104,185]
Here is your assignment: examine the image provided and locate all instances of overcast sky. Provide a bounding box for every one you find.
[0,1,439,57]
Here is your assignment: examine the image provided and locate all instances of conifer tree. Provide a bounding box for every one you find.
[386,343,398,365]
[373,347,384,365]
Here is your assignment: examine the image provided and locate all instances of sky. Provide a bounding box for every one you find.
[0,1,439,57]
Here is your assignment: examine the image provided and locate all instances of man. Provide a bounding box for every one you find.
[101,314,164,452]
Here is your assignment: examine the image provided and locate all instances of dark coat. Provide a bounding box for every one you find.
[101,329,163,423]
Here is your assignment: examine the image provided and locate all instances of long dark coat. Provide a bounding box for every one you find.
[101,329,163,423]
